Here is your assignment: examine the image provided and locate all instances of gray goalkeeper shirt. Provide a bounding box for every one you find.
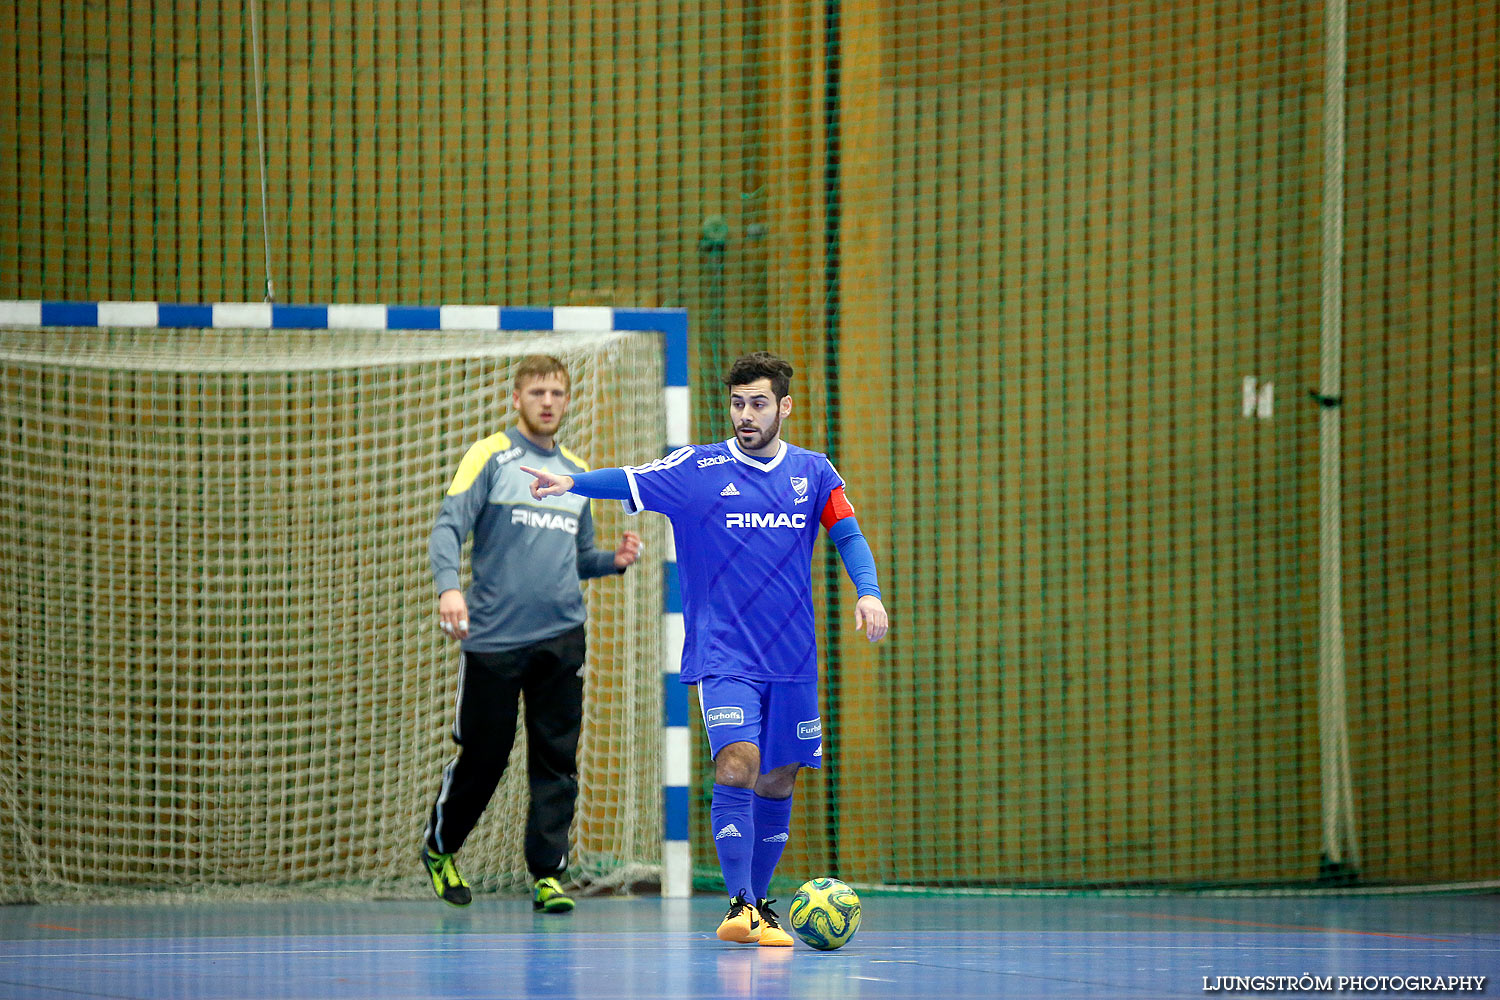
[430,427,621,652]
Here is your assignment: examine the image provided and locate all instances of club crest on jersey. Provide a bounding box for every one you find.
[790,476,810,504]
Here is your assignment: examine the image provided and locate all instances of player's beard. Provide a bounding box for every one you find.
[736,411,781,452]
[519,409,564,441]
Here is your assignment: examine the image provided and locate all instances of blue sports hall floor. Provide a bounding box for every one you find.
[1,891,1496,999]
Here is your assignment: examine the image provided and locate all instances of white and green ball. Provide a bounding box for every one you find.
[789,877,861,950]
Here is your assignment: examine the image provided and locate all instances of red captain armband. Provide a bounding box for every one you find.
[820,486,857,529]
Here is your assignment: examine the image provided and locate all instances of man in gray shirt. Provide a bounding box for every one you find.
[422,354,641,912]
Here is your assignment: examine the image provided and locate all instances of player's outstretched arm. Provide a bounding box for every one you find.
[854,594,889,643]
[524,466,634,502]
[521,465,574,499]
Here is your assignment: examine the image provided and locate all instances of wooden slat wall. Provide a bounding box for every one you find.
[37,2,66,293]
[832,0,892,885]
[216,0,246,302]
[0,4,18,292]
[832,0,1331,885]
[0,0,754,310]
[1344,0,1499,884]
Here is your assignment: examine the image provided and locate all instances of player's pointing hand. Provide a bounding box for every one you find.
[521,465,575,500]
[854,595,889,643]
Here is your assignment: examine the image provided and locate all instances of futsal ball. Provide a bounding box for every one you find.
[789,877,861,950]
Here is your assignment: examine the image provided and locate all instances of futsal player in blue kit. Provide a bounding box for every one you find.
[523,351,889,946]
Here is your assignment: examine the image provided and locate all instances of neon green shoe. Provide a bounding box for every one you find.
[421,849,471,907]
[532,876,575,913]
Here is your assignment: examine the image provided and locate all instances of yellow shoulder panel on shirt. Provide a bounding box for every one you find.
[447,431,513,496]
[558,445,590,473]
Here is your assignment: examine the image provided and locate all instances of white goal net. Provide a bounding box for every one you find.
[0,325,665,901]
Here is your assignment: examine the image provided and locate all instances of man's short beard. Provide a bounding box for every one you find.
[519,412,563,438]
[739,411,781,451]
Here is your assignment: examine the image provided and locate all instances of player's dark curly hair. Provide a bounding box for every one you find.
[723,351,793,401]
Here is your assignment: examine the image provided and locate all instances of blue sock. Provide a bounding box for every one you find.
[710,784,756,900]
[751,792,794,903]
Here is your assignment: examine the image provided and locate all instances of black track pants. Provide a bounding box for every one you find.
[424,625,586,879]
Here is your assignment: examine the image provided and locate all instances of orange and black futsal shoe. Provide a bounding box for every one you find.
[716,892,762,943]
[755,898,794,947]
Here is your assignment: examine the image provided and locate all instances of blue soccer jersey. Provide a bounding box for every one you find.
[622,438,850,683]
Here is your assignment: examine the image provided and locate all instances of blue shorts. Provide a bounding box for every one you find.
[695,676,823,772]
